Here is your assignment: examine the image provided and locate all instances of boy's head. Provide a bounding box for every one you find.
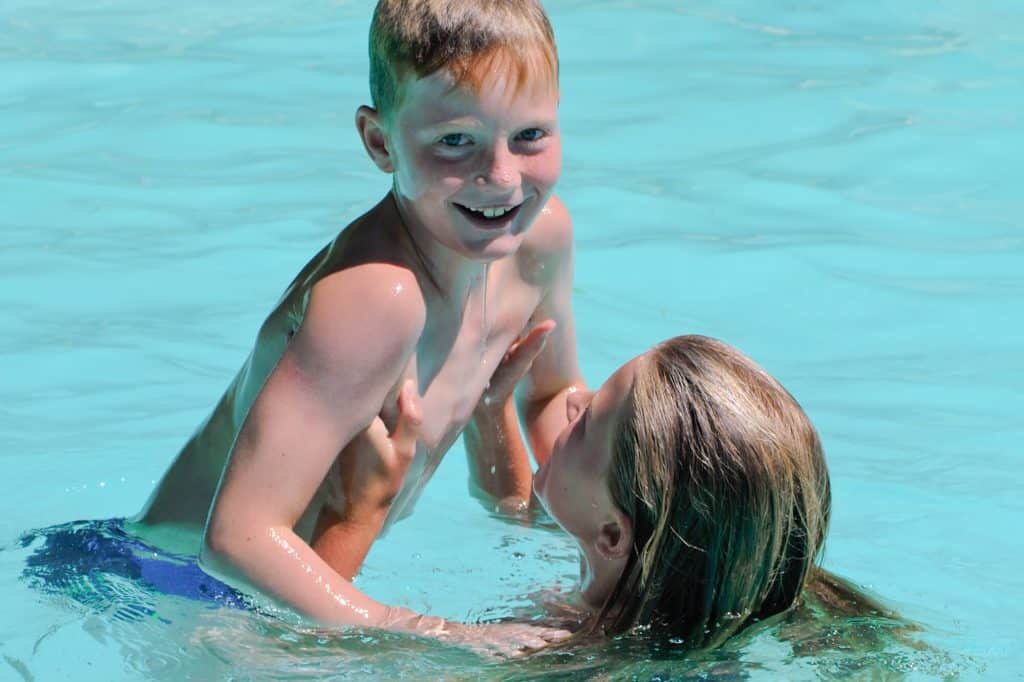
[358,0,563,264]
[369,0,559,122]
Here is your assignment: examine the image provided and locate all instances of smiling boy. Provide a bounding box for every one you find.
[130,0,583,640]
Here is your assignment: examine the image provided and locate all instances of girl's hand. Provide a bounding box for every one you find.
[476,320,556,415]
[312,380,421,579]
[330,379,422,520]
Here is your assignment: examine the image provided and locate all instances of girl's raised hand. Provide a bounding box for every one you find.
[313,380,422,579]
[477,320,556,413]
[338,379,422,519]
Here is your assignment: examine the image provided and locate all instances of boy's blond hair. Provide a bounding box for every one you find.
[369,0,559,118]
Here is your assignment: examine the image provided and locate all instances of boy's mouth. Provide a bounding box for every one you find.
[453,202,522,229]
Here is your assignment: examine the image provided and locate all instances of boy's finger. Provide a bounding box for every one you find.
[390,379,422,448]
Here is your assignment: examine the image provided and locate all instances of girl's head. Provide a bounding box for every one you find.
[533,335,830,647]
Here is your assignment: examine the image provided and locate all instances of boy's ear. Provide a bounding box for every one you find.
[595,509,633,561]
[356,105,394,173]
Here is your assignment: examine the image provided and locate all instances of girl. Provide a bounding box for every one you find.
[470,330,830,646]
[323,329,897,651]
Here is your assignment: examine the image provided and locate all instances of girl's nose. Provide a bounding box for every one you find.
[565,389,593,422]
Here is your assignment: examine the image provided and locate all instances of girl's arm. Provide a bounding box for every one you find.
[312,380,421,580]
[465,321,555,512]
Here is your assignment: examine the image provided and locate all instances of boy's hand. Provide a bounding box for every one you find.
[384,607,571,658]
[476,320,556,415]
[337,379,422,520]
[440,620,572,658]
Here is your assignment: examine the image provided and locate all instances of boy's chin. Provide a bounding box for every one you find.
[455,231,528,262]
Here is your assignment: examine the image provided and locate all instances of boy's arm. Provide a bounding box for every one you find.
[199,264,428,629]
[515,195,586,467]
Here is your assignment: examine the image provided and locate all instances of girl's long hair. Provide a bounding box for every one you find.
[595,335,831,647]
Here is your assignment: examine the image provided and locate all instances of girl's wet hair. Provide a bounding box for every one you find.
[369,0,559,118]
[598,335,831,647]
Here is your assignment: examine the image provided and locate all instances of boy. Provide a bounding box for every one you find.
[130,0,582,642]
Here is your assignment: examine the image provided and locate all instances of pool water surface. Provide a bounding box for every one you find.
[1,0,1021,679]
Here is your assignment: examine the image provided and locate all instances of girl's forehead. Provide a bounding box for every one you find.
[594,354,646,429]
[604,353,647,394]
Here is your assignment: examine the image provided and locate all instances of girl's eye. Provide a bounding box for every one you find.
[439,133,472,147]
[516,128,546,143]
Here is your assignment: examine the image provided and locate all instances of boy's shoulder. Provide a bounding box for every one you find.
[516,193,574,287]
[305,198,428,340]
[300,261,426,365]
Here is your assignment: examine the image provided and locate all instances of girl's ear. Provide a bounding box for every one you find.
[595,509,633,561]
[356,105,394,173]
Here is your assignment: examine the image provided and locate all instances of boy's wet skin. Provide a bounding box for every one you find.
[132,193,568,550]
[128,62,583,631]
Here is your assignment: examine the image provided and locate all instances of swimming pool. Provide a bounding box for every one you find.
[1,0,1020,678]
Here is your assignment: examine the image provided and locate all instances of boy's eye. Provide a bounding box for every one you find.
[439,133,472,147]
[516,128,546,142]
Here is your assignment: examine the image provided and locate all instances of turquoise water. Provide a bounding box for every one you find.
[1,0,1021,678]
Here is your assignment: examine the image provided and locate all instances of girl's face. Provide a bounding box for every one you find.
[534,355,644,547]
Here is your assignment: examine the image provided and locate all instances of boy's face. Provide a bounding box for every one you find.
[383,68,561,262]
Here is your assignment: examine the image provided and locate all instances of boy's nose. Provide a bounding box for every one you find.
[476,144,519,188]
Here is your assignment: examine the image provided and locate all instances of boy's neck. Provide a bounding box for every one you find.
[388,191,489,302]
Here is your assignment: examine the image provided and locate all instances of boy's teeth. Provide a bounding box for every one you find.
[470,206,514,219]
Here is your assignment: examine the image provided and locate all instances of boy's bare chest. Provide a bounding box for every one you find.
[412,327,507,452]
[411,293,533,450]
[380,279,541,520]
